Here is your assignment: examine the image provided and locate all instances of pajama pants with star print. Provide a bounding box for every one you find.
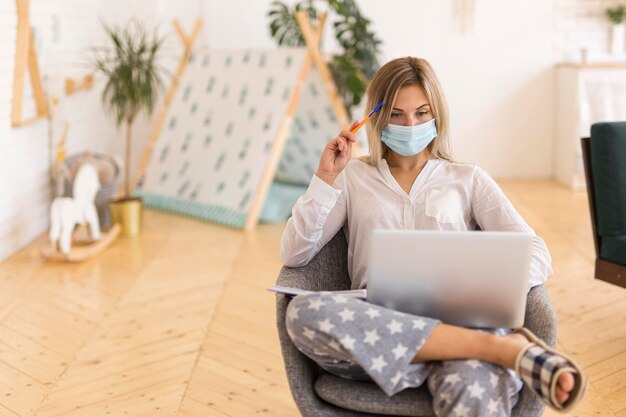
[286,292,524,417]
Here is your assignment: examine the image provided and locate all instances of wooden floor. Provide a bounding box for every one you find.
[0,179,625,417]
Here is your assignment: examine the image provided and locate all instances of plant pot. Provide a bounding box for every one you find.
[610,23,625,54]
[109,197,143,236]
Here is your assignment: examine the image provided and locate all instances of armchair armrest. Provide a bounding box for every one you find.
[275,231,364,416]
[513,285,557,416]
[523,285,557,348]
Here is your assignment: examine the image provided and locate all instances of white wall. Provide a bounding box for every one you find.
[366,1,556,179]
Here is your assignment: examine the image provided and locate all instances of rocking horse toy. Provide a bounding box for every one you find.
[40,163,120,262]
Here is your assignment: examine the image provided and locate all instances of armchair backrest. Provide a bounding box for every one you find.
[311,230,352,291]
[589,122,626,237]
[276,230,352,293]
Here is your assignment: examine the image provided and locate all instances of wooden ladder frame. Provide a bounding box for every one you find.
[295,11,350,132]
[12,0,48,127]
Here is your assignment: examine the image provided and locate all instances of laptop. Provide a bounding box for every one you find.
[366,229,534,329]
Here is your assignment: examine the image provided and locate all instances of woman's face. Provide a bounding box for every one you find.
[389,84,433,127]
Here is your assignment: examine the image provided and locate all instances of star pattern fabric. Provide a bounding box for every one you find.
[287,292,437,396]
[337,307,355,323]
[364,329,380,346]
[428,358,523,416]
[286,293,523,416]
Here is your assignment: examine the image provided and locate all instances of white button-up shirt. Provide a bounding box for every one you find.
[280,158,554,291]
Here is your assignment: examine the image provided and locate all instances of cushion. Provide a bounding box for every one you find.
[590,122,626,236]
[601,235,626,266]
[260,181,308,224]
[314,372,436,417]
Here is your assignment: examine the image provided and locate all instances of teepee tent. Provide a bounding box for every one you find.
[132,13,351,231]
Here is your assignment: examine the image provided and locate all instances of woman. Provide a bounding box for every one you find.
[280,57,586,416]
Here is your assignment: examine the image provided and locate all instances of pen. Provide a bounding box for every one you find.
[350,101,384,134]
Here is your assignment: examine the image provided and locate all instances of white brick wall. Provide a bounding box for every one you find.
[0,0,123,261]
[556,0,626,60]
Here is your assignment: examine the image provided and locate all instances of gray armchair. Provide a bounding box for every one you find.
[276,230,557,417]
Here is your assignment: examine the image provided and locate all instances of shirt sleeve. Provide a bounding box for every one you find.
[279,171,348,267]
[470,166,554,291]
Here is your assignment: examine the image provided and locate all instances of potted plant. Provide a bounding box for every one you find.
[267,0,381,118]
[606,5,626,54]
[90,20,165,236]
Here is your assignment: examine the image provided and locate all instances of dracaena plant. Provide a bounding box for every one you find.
[606,5,626,25]
[268,0,381,117]
[90,20,166,198]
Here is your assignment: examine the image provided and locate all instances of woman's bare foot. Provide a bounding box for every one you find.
[556,372,575,404]
[501,333,575,405]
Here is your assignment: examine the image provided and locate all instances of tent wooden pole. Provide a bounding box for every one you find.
[295,11,350,130]
[295,11,364,155]
[11,0,30,126]
[130,19,203,191]
[12,0,48,127]
[244,55,314,232]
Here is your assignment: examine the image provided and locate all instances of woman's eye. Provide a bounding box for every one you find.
[391,113,402,118]
[418,111,429,116]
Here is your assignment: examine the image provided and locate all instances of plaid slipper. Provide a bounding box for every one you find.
[513,328,588,413]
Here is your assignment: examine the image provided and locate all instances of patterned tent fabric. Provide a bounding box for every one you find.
[276,67,339,184]
[135,47,342,228]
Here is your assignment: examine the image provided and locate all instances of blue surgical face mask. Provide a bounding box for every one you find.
[381,118,437,156]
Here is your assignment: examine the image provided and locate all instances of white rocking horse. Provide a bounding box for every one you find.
[42,163,120,261]
[50,163,101,253]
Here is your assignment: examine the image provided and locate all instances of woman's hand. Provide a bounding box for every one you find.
[315,120,359,185]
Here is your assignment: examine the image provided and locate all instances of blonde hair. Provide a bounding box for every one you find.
[358,57,455,167]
